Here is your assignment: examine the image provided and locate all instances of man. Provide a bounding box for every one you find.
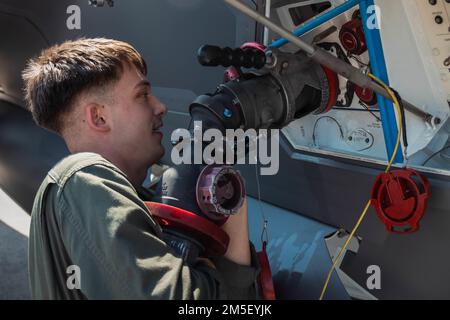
[23,38,259,299]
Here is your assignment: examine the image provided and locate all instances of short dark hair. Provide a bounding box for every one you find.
[22,38,147,133]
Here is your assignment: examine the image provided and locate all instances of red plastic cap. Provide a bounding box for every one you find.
[371,169,430,233]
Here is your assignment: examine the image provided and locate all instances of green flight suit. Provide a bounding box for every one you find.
[28,152,260,299]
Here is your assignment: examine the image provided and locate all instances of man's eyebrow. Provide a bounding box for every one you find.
[134,80,151,90]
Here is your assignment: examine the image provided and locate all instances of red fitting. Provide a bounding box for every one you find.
[240,42,266,52]
[224,66,240,82]
[355,85,378,106]
[339,18,367,55]
[258,242,276,300]
[320,66,339,113]
[371,169,430,233]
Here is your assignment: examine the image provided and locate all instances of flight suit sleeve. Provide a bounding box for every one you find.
[210,242,261,300]
[56,164,259,299]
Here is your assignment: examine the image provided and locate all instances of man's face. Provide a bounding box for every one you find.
[108,63,167,167]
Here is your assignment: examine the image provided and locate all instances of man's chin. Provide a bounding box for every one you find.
[158,145,165,159]
[149,145,165,165]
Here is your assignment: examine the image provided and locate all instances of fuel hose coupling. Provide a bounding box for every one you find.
[196,165,246,223]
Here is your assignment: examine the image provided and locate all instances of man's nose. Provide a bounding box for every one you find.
[154,98,167,117]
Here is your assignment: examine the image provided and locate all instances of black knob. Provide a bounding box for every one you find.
[197,45,266,69]
[197,45,224,67]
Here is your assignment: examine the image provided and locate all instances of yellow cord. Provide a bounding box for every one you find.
[319,73,403,300]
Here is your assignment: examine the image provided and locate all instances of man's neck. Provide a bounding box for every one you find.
[69,144,147,188]
[103,153,147,188]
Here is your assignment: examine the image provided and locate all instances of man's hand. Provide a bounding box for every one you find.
[220,199,251,266]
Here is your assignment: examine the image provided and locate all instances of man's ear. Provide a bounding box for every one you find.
[84,103,111,132]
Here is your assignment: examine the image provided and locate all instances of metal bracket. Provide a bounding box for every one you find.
[324,229,378,300]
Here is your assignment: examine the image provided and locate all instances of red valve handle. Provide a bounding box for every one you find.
[144,202,230,256]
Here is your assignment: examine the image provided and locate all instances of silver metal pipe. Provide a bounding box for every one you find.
[224,0,438,123]
[263,0,271,46]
